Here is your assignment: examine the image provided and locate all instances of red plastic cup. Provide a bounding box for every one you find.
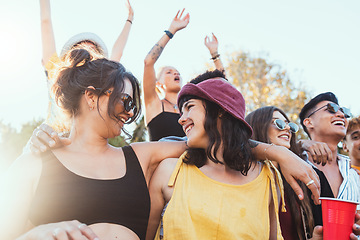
[320,197,359,240]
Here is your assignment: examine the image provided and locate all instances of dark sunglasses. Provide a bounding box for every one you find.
[119,94,137,113]
[307,102,351,119]
[91,88,136,113]
[273,119,299,133]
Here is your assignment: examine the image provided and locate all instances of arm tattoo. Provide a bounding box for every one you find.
[249,139,260,148]
[147,44,164,61]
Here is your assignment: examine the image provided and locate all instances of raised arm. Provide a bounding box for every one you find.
[204,33,224,73]
[143,9,190,111]
[39,0,56,66]
[110,0,134,62]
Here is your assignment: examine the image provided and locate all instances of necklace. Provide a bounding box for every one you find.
[163,98,178,110]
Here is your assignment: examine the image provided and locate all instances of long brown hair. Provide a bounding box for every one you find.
[54,48,141,137]
[245,106,314,239]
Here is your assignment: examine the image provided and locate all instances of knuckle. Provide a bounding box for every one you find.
[71,220,81,226]
[66,226,77,235]
[300,172,308,179]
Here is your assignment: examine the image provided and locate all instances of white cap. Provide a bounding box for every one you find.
[60,32,108,58]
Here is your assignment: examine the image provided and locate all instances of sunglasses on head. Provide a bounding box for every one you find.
[92,88,137,113]
[273,119,299,133]
[306,102,351,119]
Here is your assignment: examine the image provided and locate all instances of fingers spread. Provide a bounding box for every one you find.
[179,8,185,18]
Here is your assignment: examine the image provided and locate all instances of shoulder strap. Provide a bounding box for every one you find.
[264,160,285,240]
[168,151,187,187]
[161,100,165,112]
[122,145,142,175]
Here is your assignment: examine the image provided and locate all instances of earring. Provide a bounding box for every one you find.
[89,106,94,111]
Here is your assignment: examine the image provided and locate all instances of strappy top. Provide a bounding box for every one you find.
[29,146,150,240]
[147,101,185,141]
[155,153,285,239]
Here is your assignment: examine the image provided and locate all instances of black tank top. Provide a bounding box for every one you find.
[308,167,334,226]
[147,102,185,141]
[29,146,150,240]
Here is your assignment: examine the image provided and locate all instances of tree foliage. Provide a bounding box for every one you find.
[225,51,311,125]
[0,118,44,172]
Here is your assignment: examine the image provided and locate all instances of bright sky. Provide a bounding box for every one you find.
[0,0,359,131]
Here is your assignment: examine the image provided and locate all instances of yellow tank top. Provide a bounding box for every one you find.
[155,153,285,240]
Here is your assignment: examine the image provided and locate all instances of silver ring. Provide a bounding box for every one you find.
[78,223,87,229]
[53,228,60,238]
[306,179,315,186]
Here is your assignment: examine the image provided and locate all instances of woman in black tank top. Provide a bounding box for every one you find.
[0,48,186,240]
[143,10,224,141]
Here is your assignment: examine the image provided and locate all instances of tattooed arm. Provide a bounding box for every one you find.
[143,9,189,125]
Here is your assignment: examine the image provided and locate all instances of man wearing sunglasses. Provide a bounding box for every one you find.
[299,92,360,219]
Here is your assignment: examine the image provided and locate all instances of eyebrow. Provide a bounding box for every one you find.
[350,130,360,137]
[183,100,195,109]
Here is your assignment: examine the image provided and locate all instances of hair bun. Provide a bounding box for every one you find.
[67,48,92,68]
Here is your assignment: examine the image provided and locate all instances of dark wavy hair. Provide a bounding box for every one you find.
[53,48,141,136]
[178,70,255,175]
[245,106,314,239]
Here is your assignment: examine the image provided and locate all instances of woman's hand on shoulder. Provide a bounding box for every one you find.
[298,139,333,166]
[30,123,71,154]
[16,220,99,240]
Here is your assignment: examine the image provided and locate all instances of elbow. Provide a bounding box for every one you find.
[144,58,153,68]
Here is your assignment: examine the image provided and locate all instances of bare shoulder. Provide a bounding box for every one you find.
[156,157,179,173]
[152,157,179,184]
[9,152,42,172]
[6,152,42,177]
[0,152,43,190]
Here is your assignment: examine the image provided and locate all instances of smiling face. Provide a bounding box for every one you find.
[178,99,209,149]
[158,66,182,93]
[344,125,360,163]
[305,100,348,141]
[96,79,135,138]
[268,111,292,149]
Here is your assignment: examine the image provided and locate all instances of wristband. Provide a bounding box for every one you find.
[164,30,174,39]
[127,19,132,24]
[211,54,220,60]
